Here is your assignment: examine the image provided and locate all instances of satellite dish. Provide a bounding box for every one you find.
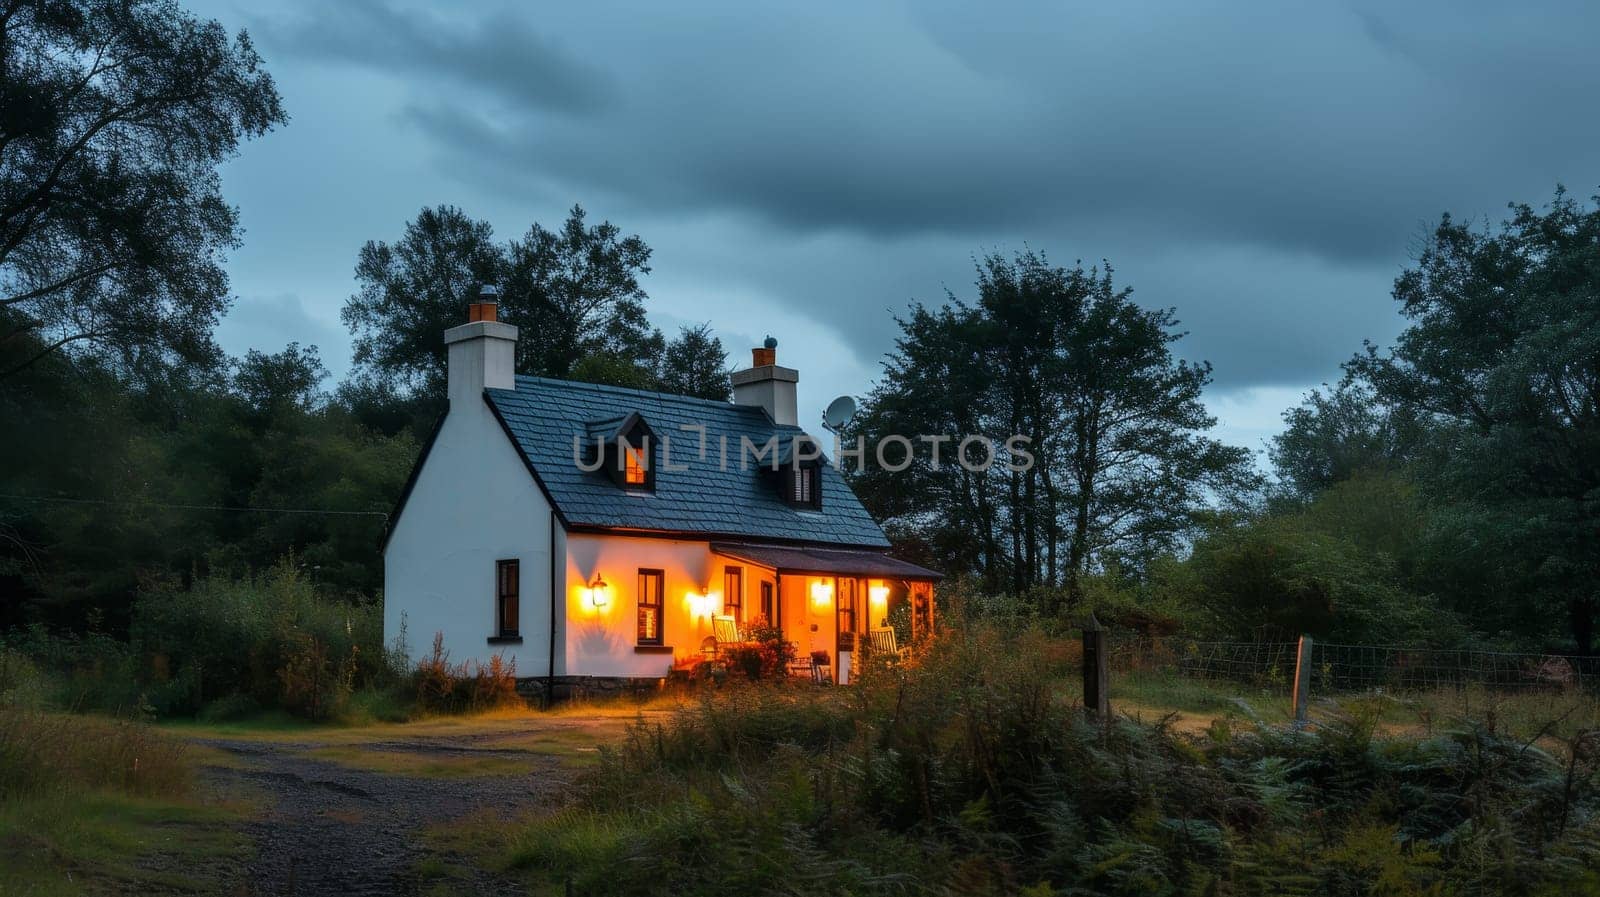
[822,395,858,432]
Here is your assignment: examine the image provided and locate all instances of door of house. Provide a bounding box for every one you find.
[835,577,858,683]
[759,580,774,626]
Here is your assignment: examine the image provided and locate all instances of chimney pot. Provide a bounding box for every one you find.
[468,286,499,324]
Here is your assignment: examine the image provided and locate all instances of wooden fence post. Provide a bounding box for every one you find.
[1292,635,1313,728]
[1083,615,1111,720]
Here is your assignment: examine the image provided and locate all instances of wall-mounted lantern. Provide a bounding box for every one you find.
[686,590,717,619]
[869,582,890,606]
[584,574,609,610]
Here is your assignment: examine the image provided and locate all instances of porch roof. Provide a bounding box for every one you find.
[711,541,942,581]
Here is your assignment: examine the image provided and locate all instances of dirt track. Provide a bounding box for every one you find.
[196,731,580,896]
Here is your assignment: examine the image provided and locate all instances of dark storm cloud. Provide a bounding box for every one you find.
[258,0,612,115]
[242,0,1600,391]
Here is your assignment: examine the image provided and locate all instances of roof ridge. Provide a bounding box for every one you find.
[509,374,767,415]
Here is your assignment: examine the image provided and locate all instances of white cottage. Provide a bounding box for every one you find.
[382,295,940,698]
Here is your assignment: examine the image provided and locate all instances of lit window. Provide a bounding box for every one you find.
[637,569,664,646]
[624,445,647,485]
[723,566,743,619]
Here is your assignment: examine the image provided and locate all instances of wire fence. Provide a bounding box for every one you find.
[1104,634,1598,697]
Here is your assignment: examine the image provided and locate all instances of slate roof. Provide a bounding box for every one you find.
[485,376,890,548]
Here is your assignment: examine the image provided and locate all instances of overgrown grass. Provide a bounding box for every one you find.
[0,793,250,896]
[0,708,192,799]
[0,707,250,895]
[491,624,1600,897]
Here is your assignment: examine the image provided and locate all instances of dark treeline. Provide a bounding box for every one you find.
[854,191,1600,656]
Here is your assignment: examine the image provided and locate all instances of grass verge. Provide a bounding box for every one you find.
[0,708,253,896]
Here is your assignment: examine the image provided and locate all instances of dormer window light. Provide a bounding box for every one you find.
[586,411,658,492]
[624,444,648,486]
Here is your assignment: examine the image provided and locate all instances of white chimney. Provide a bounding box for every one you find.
[444,285,518,407]
[731,336,798,426]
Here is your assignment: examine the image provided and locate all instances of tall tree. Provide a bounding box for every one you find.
[656,322,730,400]
[848,303,1003,586]
[342,206,502,397]
[505,204,658,379]
[0,0,285,381]
[1049,264,1256,604]
[341,204,663,403]
[850,250,1255,604]
[1349,188,1600,654]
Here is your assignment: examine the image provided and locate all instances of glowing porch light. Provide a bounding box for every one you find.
[810,580,834,606]
[584,574,609,610]
[869,582,890,606]
[686,590,717,619]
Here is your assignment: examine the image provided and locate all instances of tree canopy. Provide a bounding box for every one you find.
[849,250,1257,603]
[1347,189,1600,654]
[0,0,285,382]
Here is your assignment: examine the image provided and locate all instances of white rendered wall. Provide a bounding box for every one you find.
[564,534,717,678]
[383,395,561,677]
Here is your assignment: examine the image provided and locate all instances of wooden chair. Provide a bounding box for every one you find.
[869,627,909,665]
[711,615,740,651]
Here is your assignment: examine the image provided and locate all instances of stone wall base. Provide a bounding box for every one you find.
[515,675,669,706]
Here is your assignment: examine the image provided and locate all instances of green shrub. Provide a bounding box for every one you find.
[411,633,522,715]
[722,620,796,681]
[3,622,147,713]
[129,559,392,718]
[196,692,263,723]
[341,686,413,724]
[0,647,48,709]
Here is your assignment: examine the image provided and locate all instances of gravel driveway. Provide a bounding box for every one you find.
[196,731,579,896]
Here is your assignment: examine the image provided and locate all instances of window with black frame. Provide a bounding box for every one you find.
[495,559,520,637]
[759,580,774,624]
[788,465,819,506]
[723,566,743,620]
[637,569,664,646]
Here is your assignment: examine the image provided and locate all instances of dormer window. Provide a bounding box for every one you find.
[586,411,657,492]
[771,434,823,509]
[788,465,818,506]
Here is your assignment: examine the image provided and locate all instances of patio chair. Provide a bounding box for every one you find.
[711,615,740,651]
[870,627,908,662]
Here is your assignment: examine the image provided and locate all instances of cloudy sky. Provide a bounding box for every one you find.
[192,0,1600,458]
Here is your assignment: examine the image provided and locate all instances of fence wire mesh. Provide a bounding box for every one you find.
[1104,634,1596,697]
